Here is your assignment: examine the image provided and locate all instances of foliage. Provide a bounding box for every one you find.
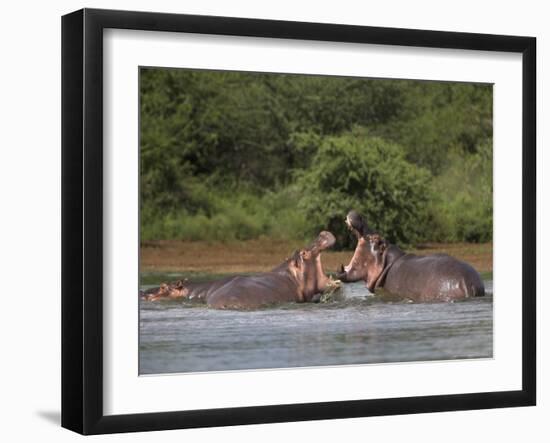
[294,129,432,246]
[140,184,310,242]
[425,139,493,242]
[139,68,493,245]
[378,82,493,173]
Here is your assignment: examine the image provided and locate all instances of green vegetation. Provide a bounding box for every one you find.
[294,128,432,246]
[140,68,492,246]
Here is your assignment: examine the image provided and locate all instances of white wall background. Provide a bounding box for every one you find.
[0,0,546,441]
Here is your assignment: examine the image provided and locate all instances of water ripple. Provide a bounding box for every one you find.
[139,280,493,374]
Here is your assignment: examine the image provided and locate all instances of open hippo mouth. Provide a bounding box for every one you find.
[337,211,376,282]
[308,230,336,255]
[345,210,374,238]
[294,230,338,301]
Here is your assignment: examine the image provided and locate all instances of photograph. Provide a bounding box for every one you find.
[56,3,538,436]
[138,67,494,375]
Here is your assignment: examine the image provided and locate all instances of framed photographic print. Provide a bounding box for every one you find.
[61,8,536,435]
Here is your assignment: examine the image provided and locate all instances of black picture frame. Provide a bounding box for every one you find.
[61,8,536,435]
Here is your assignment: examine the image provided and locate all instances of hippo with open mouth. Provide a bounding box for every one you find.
[337,211,485,302]
[141,231,337,309]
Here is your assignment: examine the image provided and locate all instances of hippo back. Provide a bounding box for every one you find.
[206,273,300,309]
[383,253,485,302]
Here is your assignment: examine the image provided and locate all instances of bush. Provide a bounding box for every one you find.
[294,128,433,246]
[139,69,493,245]
[426,139,493,242]
[140,183,310,242]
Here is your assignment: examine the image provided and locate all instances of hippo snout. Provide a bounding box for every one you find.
[318,231,336,249]
[309,231,336,254]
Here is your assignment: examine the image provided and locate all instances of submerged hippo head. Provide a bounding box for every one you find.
[142,280,189,301]
[286,231,336,301]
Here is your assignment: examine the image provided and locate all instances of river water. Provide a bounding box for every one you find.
[139,276,493,375]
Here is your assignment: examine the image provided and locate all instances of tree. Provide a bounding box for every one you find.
[295,128,433,246]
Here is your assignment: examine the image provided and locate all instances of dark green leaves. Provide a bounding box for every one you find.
[139,68,493,245]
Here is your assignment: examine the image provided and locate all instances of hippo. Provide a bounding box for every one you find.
[141,231,337,309]
[337,211,485,302]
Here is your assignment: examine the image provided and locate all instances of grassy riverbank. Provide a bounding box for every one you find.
[140,239,492,275]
